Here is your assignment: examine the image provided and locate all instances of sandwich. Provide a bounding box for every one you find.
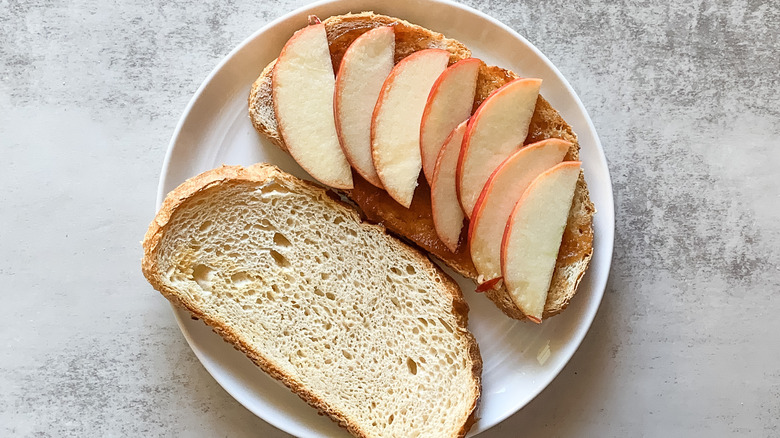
[248,12,596,321]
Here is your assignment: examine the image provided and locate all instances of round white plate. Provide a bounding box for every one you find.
[156,0,614,436]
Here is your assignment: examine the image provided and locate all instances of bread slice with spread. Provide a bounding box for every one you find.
[249,12,595,320]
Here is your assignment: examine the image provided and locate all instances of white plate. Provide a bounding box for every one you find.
[156,0,614,436]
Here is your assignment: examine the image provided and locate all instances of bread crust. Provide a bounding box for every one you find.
[143,163,481,438]
[248,12,595,322]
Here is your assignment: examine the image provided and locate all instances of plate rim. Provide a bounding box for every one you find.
[155,0,615,435]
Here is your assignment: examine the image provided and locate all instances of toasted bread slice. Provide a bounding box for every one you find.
[142,163,481,438]
[248,12,595,320]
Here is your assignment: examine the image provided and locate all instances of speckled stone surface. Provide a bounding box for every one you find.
[2,0,778,436]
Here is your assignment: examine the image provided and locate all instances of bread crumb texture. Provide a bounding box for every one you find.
[148,166,479,437]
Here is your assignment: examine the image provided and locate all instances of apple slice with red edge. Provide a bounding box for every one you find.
[420,58,481,184]
[334,26,395,188]
[430,121,469,252]
[469,139,571,289]
[273,21,353,189]
[456,77,542,218]
[501,161,582,323]
[371,49,450,207]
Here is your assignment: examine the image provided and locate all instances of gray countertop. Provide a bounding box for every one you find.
[2,0,778,436]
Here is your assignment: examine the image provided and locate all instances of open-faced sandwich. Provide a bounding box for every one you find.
[248,12,595,323]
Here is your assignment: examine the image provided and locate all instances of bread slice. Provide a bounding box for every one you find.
[249,12,595,321]
[142,163,482,438]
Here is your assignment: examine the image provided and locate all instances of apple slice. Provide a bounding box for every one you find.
[420,58,481,185]
[469,139,571,285]
[371,49,450,207]
[456,77,542,218]
[430,121,469,252]
[334,27,395,188]
[501,161,582,323]
[273,22,353,189]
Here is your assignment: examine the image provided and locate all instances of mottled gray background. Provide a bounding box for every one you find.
[2,0,779,436]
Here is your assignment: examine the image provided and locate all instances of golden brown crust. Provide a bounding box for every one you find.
[248,60,284,152]
[246,12,595,324]
[321,12,471,69]
[143,163,481,438]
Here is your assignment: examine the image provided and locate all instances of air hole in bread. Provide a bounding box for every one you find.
[260,181,290,195]
[390,267,402,276]
[325,291,336,300]
[406,358,418,375]
[342,349,353,359]
[390,297,401,308]
[273,232,292,247]
[199,220,213,232]
[406,265,416,275]
[258,219,276,231]
[192,264,214,292]
[269,250,290,268]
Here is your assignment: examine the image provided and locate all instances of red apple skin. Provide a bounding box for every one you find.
[419,58,481,185]
[467,138,572,244]
[333,26,394,189]
[430,121,469,252]
[475,277,503,292]
[455,77,543,217]
[370,48,450,208]
[500,161,582,321]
